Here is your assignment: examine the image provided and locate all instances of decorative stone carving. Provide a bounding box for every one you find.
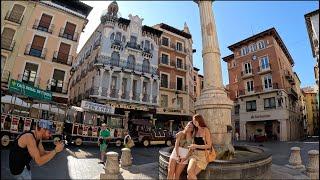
[285,147,305,170]
[120,148,132,167]
[306,150,319,179]
[100,152,120,179]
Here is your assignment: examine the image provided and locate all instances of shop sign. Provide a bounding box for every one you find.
[81,100,115,114]
[251,114,271,119]
[24,118,32,132]
[9,79,52,101]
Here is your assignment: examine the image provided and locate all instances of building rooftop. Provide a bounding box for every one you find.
[50,0,93,18]
[227,27,294,65]
[193,67,200,71]
[142,25,163,38]
[304,9,319,58]
[222,54,234,62]
[302,86,317,94]
[159,23,192,39]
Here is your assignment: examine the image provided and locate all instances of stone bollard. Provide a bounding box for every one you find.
[285,147,305,170]
[100,152,120,179]
[120,148,132,167]
[306,150,319,180]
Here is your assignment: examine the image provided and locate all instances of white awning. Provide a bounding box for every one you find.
[1,95,30,108]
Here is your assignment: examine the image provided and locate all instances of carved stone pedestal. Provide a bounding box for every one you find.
[306,150,319,179]
[100,152,120,179]
[120,148,132,167]
[285,147,305,170]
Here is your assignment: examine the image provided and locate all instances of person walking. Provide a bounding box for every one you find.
[235,132,239,141]
[9,119,64,179]
[98,123,110,164]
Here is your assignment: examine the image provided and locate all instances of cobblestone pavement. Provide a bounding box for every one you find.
[1,138,318,179]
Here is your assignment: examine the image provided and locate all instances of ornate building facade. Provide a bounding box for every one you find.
[69,2,162,123]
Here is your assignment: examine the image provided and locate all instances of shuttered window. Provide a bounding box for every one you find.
[9,4,25,23]
[39,14,52,29]
[58,43,71,62]
[31,35,45,50]
[1,28,15,49]
[64,22,76,35]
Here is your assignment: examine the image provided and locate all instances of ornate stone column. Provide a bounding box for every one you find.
[98,68,105,96]
[129,73,134,101]
[118,72,124,99]
[149,78,154,104]
[106,70,114,98]
[139,76,144,102]
[194,0,233,148]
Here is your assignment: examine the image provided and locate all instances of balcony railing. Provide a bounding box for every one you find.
[238,83,279,96]
[1,70,11,83]
[110,88,118,98]
[169,82,187,91]
[121,90,130,100]
[170,43,187,53]
[24,44,47,59]
[90,87,99,96]
[125,42,141,50]
[1,37,15,51]
[32,19,54,34]
[18,74,41,87]
[111,40,123,49]
[5,10,24,24]
[288,88,298,100]
[170,61,187,70]
[257,64,272,73]
[94,55,158,75]
[241,69,253,76]
[101,87,108,97]
[132,92,140,101]
[52,51,73,66]
[159,58,169,65]
[59,28,79,42]
[47,79,68,94]
[142,93,149,102]
[142,48,153,58]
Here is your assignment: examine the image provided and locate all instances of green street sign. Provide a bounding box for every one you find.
[8,79,52,101]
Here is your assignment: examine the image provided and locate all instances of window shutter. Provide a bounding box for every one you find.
[10,4,25,22]
[31,35,45,50]
[64,22,76,35]
[39,14,52,28]
[58,43,71,61]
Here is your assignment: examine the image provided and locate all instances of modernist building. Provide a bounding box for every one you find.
[1,1,92,104]
[152,23,194,131]
[302,86,319,136]
[223,28,304,141]
[305,9,319,89]
[69,2,162,126]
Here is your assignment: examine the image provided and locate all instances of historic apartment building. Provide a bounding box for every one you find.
[152,23,194,130]
[69,2,162,122]
[1,1,92,104]
[305,9,319,89]
[192,67,204,101]
[223,28,304,141]
[302,86,319,136]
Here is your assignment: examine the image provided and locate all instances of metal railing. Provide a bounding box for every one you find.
[94,55,158,75]
[52,51,73,66]
[241,68,253,76]
[47,79,68,94]
[257,64,272,73]
[101,87,108,97]
[5,10,24,24]
[32,19,54,34]
[125,42,141,50]
[17,74,41,87]
[142,93,149,102]
[1,37,15,51]
[24,44,47,59]
[110,88,118,98]
[121,90,130,100]
[170,43,188,53]
[169,82,187,91]
[159,58,169,65]
[132,92,140,101]
[59,27,79,42]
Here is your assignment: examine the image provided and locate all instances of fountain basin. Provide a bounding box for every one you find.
[159,145,272,179]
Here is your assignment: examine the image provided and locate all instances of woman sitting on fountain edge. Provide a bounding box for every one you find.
[167,121,194,180]
[184,114,212,180]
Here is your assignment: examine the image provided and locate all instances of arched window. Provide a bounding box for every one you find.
[127,55,135,70]
[142,59,150,73]
[115,32,121,42]
[144,40,150,51]
[249,43,257,52]
[111,51,120,66]
[1,27,16,51]
[8,4,25,23]
[258,40,266,49]
[110,33,114,40]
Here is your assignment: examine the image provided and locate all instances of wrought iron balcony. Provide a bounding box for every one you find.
[241,69,254,77]
[5,10,24,24]
[52,51,73,66]
[32,19,54,34]
[24,44,47,59]
[59,28,79,42]
[101,87,108,97]
[125,42,141,50]
[18,74,41,88]
[1,37,15,51]
[169,82,187,91]
[257,64,272,73]
[47,79,68,94]
[159,58,169,65]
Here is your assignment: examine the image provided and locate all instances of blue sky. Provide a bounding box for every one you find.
[79,1,319,87]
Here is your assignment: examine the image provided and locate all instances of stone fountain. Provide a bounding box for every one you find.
[159,1,272,179]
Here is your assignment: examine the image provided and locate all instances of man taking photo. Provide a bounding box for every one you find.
[9,119,64,179]
[98,123,110,164]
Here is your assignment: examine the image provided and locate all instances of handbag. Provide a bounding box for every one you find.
[124,135,135,148]
[204,132,216,163]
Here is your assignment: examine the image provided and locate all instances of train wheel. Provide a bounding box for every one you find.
[166,140,172,147]
[75,137,83,146]
[143,139,150,147]
[1,133,10,148]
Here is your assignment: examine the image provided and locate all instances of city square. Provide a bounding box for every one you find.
[1,0,319,179]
